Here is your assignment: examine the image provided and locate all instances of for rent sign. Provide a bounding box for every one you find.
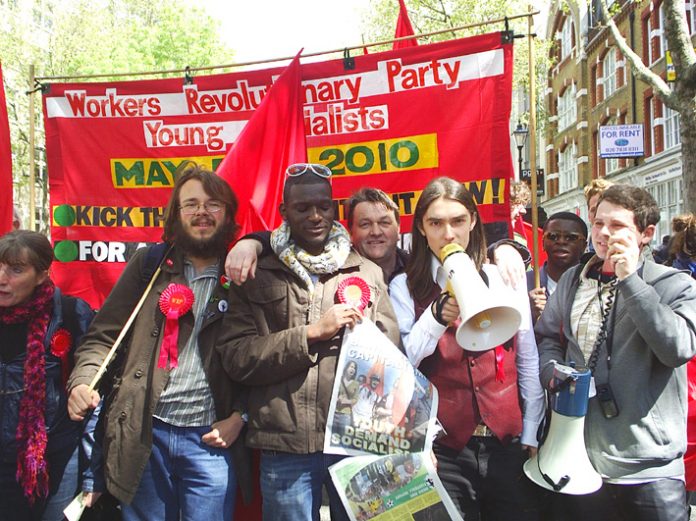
[599,124,644,158]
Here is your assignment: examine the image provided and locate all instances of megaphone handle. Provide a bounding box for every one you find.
[432,292,452,327]
[552,376,574,394]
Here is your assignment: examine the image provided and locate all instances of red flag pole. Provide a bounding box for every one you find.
[216,51,306,237]
[0,63,13,235]
[393,0,418,50]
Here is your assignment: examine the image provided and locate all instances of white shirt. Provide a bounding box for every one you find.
[388,255,545,447]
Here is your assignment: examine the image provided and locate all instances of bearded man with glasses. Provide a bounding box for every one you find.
[67,163,252,520]
[526,212,588,323]
[217,163,400,521]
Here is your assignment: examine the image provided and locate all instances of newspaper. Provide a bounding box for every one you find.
[329,452,463,521]
[324,319,439,457]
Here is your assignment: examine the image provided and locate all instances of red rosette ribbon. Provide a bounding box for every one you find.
[51,328,73,387]
[336,277,371,312]
[158,284,194,370]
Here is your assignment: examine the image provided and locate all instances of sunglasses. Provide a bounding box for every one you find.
[543,232,585,243]
[285,163,332,179]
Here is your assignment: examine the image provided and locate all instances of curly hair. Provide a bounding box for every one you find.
[669,213,696,259]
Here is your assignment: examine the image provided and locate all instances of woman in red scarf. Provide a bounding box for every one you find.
[0,231,97,520]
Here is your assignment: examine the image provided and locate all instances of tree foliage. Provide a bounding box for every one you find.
[0,0,233,231]
[361,0,553,125]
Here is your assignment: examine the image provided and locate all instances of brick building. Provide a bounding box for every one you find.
[542,0,687,240]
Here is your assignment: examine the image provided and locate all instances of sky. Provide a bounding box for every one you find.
[203,1,548,66]
[204,0,373,65]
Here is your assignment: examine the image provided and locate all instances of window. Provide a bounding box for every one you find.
[606,155,619,174]
[690,0,696,34]
[664,105,681,150]
[659,4,668,56]
[597,130,619,174]
[557,85,577,131]
[560,17,573,60]
[603,49,617,98]
[558,143,578,193]
[647,177,684,242]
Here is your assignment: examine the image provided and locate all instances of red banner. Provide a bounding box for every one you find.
[0,64,13,235]
[43,32,514,308]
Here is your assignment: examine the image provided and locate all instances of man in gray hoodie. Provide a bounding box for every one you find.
[535,184,696,521]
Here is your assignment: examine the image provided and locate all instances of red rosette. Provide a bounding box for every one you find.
[337,276,371,312]
[50,328,72,358]
[158,284,195,370]
[159,283,194,317]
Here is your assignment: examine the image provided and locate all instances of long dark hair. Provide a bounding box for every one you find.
[406,177,487,303]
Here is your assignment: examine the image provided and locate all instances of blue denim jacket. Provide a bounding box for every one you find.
[0,289,100,491]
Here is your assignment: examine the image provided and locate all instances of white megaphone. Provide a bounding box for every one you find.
[523,364,602,495]
[438,243,521,351]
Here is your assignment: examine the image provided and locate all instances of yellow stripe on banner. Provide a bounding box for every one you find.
[110,156,224,188]
[52,204,166,227]
[308,133,438,177]
[333,178,507,220]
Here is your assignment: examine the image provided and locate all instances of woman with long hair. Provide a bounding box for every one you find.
[389,177,544,520]
[0,231,98,520]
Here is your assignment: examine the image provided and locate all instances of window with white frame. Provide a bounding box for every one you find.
[648,4,666,65]
[557,85,576,131]
[659,3,668,55]
[649,99,657,155]
[558,143,577,193]
[560,17,573,59]
[598,131,620,173]
[664,105,681,149]
[603,49,617,97]
[647,177,683,242]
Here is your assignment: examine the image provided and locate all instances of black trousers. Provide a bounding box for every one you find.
[434,437,541,521]
[547,479,688,521]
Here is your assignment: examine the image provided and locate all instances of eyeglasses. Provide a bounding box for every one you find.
[285,163,332,179]
[179,201,224,215]
[543,232,585,243]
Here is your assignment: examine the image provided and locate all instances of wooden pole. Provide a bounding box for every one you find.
[527,6,540,289]
[35,11,539,82]
[28,64,35,230]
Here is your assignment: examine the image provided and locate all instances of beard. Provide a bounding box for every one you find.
[174,217,235,259]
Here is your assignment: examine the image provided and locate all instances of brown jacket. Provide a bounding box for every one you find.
[217,249,400,454]
[68,245,252,504]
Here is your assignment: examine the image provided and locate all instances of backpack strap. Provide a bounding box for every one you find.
[141,242,171,289]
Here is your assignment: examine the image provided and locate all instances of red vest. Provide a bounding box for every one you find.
[415,283,523,450]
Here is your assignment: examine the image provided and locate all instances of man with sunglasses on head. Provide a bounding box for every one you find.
[216,163,400,521]
[527,212,588,322]
[67,164,251,520]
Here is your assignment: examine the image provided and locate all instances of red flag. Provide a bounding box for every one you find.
[216,52,306,237]
[393,0,418,50]
[0,63,13,235]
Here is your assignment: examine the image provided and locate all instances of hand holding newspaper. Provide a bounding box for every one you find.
[325,319,462,520]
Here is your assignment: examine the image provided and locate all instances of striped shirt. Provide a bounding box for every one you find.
[153,260,218,427]
[571,259,615,364]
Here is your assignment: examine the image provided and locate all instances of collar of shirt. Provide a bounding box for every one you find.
[183,259,220,283]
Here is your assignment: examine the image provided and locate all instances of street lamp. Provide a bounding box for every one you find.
[512,120,529,177]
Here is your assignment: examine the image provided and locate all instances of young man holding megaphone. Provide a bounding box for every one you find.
[389,177,545,520]
[535,184,696,521]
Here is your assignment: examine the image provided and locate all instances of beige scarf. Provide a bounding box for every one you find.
[270,221,351,295]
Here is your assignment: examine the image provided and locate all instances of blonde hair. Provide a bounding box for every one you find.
[670,213,696,259]
[583,178,614,204]
[510,181,531,206]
